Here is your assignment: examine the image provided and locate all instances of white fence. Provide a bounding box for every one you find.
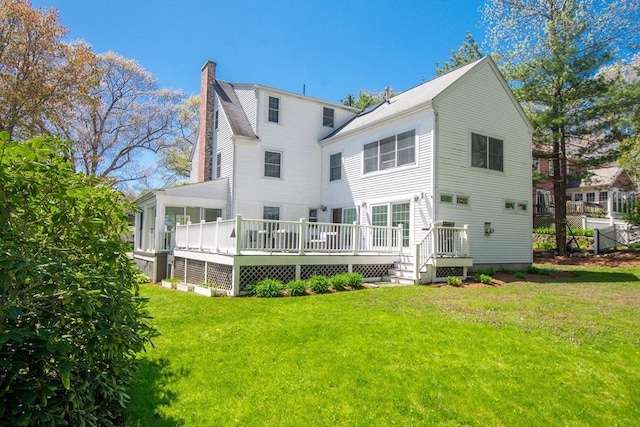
[175,216,404,255]
[595,224,640,254]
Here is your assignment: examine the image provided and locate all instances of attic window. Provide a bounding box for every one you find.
[214,110,219,130]
[323,107,334,127]
[268,96,280,123]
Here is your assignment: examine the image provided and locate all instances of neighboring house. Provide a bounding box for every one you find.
[134,56,534,294]
[533,157,637,220]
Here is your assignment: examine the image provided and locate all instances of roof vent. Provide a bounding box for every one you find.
[385,86,391,103]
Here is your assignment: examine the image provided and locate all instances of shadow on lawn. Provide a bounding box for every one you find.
[568,269,640,283]
[126,358,187,427]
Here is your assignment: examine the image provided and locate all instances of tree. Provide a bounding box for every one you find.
[342,89,395,110]
[0,0,97,140]
[0,132,156,425]
[55,52,182,186]
[483,0,640,256]
[435,33,484,76]
[158,94,199,183]
[601,53,640,178]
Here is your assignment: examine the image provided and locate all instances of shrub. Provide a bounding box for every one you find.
[308,275,330,293]
[244,282,257,295]
[447,276,463,287]
[0,134,156,426]
[344,272,364,289]
[527,265,540,274]
[329,273,349,291]
[513,271,526,279]
[475,267,495,277]
[254,279,284,298]
[533,241,555,250]
[134,271,152,284]
[286,280,307,296]
[476,274,493,285]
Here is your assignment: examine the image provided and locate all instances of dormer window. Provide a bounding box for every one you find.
[323,107,334,128]
[268,96,280,123]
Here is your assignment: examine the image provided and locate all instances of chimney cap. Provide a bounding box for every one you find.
[201,60,217,71]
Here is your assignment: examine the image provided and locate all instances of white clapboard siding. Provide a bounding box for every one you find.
[435,62,532,264]
[214,95,235,219]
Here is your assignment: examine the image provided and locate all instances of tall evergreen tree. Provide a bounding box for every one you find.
[435,33,484,76]
[483,0,640,255]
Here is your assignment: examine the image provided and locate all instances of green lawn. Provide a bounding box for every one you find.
[126,266,640,426]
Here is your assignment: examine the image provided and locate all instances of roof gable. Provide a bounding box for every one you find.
[323,56,533,142]
[214,80,258,140]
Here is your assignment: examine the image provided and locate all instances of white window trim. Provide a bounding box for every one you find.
[329,152,342,182]
[263,149,283,179]
[323,107,334,128]
[362,129,417,176]
[470,131,505,173]
[267,95,281,124]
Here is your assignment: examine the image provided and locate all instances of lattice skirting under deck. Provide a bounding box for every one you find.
[435,266,464,278]
[173,257,233,291]
[353,264,394,279]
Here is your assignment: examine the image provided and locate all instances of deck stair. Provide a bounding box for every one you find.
[387,255,416,285]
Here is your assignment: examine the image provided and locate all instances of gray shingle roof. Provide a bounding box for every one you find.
[322,57,489,141]
[214,80,258,140]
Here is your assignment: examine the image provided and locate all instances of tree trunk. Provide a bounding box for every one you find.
[554,132,568,256]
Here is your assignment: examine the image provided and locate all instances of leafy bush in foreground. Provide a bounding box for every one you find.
[0,134,156,426]
[447,276,463,286]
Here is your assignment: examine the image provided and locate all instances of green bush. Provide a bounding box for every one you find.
[533,227,593,237]
[533,226,556,235]
[286,280,307,296]
[527,265,551,275]
[476,274,494,285]
[254,279,284,298]
[0,134,156,426]
[513,271,526,279]
[474,267,495,277]
[533,241,555,250]
[329,273,349,291]
[344,272,364,289]
[447,276,463,287]
[308,275,330,293]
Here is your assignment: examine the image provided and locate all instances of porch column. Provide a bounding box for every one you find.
[154,202,165,252]
[234,215,242,255]
[298,218,306,255]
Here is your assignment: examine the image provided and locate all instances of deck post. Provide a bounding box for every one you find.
[199,220,205,251]
[414,242,421,281]
[235,215,242,255]
[462,225,469,256]
[352,221,359,255]
[215,217,221,252]
[299,218,306,255]
[397,224,403,254]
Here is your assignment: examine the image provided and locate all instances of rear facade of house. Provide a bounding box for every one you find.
[134,56,533,293]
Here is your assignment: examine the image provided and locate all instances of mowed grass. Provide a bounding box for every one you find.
[127,266,640,426]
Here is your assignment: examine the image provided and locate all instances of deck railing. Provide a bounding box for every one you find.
[415,225,469,278]
[174,215,404,255]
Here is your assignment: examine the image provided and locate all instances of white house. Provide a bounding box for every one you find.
[134,56,533,294]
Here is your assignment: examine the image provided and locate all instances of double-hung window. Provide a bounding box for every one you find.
[471,133,503,172]
[329,153,342,181]
[264,150,281,178]
[216,152,222,179]
[323,107,334,127]
[268,96,280,123]
[363,130,416,174]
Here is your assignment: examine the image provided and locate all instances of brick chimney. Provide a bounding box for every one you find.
[196,60,216,182]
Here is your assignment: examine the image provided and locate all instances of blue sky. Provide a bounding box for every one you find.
[33,0,487,103]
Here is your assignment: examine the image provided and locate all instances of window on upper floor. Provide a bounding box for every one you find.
[363,130,416,174]
[214,110,219,130]
[216,152,222,179]
[323,107,334,128]
[268,96,280,123]
[264,150,282,178]
[329,152,342,181]
[471,133,503,172]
